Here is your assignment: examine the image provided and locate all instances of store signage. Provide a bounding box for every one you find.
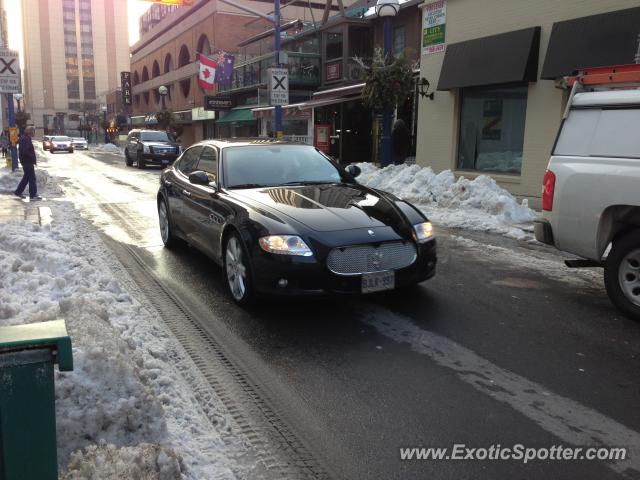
[204,95,232,111]
[326,62,342,82]
[421,0,446,56]
[0,48,21,94]
[121,71,132,105]
[269,68,289,106]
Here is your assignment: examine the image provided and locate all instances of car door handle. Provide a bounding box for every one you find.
[182,189,191,197]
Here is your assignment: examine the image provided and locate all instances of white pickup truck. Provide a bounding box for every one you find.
[535,85,640,321]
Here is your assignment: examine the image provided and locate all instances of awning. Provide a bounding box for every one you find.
[313,82,365,100]
[216,108,256,125]
[540,7,640,79]
[437,27,540,90]
[252,104,312,119]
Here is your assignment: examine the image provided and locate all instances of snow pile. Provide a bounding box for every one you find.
[0,166,52,193]
[356,163,537,238]
[0,208,246,479]
[93,143,123,154]
[63,442,184,480]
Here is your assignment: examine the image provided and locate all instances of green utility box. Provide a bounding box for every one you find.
[0,320,73,480]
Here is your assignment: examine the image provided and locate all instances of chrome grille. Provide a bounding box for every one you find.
[327,241,417,275]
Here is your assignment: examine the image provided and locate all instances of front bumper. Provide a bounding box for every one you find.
[250,239,437,296]
[141,153,178,164]
[534,219,554,246]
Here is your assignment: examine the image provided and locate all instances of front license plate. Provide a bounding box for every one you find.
[361,271,395,293]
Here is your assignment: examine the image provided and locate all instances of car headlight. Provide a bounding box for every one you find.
[258,235,313,256]
[413,222,434,243]
[143,144,150,153]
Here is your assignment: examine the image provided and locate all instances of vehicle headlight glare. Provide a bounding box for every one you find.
[413,222,434,242]
[259,235,313,256]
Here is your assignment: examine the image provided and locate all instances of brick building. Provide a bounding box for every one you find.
[130,0,337,147]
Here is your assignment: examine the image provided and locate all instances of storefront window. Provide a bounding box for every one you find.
[457,84,527,174]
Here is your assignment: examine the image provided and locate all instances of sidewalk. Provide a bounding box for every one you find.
[0,194,44,225]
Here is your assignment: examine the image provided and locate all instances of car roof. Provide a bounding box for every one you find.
[573,90,640,107]
[195,138,308,149]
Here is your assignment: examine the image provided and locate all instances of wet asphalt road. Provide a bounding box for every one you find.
[42,148,640,480]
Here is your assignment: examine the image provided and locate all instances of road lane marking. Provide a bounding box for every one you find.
[360,306,640,477]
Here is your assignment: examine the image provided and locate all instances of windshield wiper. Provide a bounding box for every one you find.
[228,183,266,189]
[279,180,334,186]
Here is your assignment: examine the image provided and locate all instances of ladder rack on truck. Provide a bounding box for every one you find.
[562,64,640,119]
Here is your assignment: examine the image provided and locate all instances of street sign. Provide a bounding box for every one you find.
[269,68,289,106]
[121,71,132,105]
[0,48,21,94]
[204,95,232,111]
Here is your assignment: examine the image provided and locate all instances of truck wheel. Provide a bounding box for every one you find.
[604,229,640,321]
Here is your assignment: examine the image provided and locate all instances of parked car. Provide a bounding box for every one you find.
[535,85,640,321]
[49,136,74,153]
[71,137,88,150]
[42,136,52,150]
[157,139,437,305]
[125,129,180,169]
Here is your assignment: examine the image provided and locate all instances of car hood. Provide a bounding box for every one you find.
[230,183,409,232]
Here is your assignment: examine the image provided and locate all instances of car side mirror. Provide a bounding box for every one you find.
[188,170,210,186]
[345,164,361,178]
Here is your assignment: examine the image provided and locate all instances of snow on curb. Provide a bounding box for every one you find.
[0,201,249,479]
[0,166,52,194]
[93,143,124,155]
[356,163,538,239]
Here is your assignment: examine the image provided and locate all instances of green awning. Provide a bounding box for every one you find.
[216,108,256,125]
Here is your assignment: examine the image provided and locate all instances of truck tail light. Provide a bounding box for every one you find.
[542,170,556,211]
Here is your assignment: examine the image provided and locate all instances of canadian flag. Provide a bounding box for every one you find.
[198,53,217,90]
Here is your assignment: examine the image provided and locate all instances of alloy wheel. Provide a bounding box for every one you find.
[225,236,248,301]
[158,200,169,244]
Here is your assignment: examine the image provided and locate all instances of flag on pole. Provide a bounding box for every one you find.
[214,52,235,86]
[198,54,217,90]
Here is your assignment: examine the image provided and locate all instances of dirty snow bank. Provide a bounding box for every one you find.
[356,163,538,239]
[93,143,123,154]
[0,166,52,193]
[0,204,253,479]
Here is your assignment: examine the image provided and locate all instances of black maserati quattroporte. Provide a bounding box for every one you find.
[157,140,437,304]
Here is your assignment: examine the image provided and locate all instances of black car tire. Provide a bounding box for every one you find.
[157,197,181,249]
[223,232,254,305]
[604,229,640,321]
[137,152,146,169]
[125,149,133,166]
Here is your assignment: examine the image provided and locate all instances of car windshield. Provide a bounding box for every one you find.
[140,131,171,142]
[53,136,70,141]
[223,145,343,189]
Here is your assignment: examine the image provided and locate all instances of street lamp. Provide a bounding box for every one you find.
[101,104,108,143]
[376,0,399,167]
[14,93,23,112]
[158,85,168,110]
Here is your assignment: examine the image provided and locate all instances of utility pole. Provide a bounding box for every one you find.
[0,0,17,171]
[274,0,282,139]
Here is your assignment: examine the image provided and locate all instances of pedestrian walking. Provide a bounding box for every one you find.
[14,126,41,200]
[391,119,411,165]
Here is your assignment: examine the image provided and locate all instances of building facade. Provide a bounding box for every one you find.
[21,0,129,136]
[416,0,640,206]
[130,0,348,147]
